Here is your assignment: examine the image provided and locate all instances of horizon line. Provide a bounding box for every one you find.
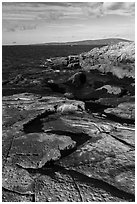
[2,37,133,46]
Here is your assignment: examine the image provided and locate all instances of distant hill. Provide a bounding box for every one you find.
[36,38,131,46]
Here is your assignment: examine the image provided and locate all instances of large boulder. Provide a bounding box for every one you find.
[80,42,135,79]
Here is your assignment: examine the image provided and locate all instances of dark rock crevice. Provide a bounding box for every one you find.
[43,164,135,201]
[71,174,84,202]
[3,134,15,167]
[104,113,135,125]
[45,130,92,159]
[14,162,135,202]
[2,187,35,197]
[2,185,36,202]
[85,100,135,125]
[23,120,92,163]
[46,130,91,146]
[23,110,56,133]
[109,133,135,148]
[85,100,111,112]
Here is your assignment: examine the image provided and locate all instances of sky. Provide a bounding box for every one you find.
[2,2,135,45]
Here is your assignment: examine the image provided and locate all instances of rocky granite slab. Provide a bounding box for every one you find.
[2,93,135,202]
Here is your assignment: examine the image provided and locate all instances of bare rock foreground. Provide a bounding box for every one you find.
[2,42,135,202]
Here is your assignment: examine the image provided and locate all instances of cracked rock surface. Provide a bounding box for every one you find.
[3,42,135,202]
[3,93,135,202]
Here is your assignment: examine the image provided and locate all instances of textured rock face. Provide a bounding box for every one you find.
[2,93,135,202]
[104,102,135,120]
[45,42,134,101]
[9,133,76,169]
[3,42,135,202]
[80,42,135,78]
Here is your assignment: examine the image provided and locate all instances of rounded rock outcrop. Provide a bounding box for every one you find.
[65,72,87,88]
[57,103,85,114]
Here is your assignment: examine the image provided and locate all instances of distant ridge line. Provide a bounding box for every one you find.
[3,38,132,46]
[34,38,131,46]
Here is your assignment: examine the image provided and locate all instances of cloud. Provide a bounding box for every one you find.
[103,2,135,16]
[20,24,37,31]
[66,2,135,18]
[2,2,67,22]
[80,3,104,18]
[104,2,125,10]
[3,2,135,22]
[3,20,37,32]
[2,2,135,33]
[4,27,16,32]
